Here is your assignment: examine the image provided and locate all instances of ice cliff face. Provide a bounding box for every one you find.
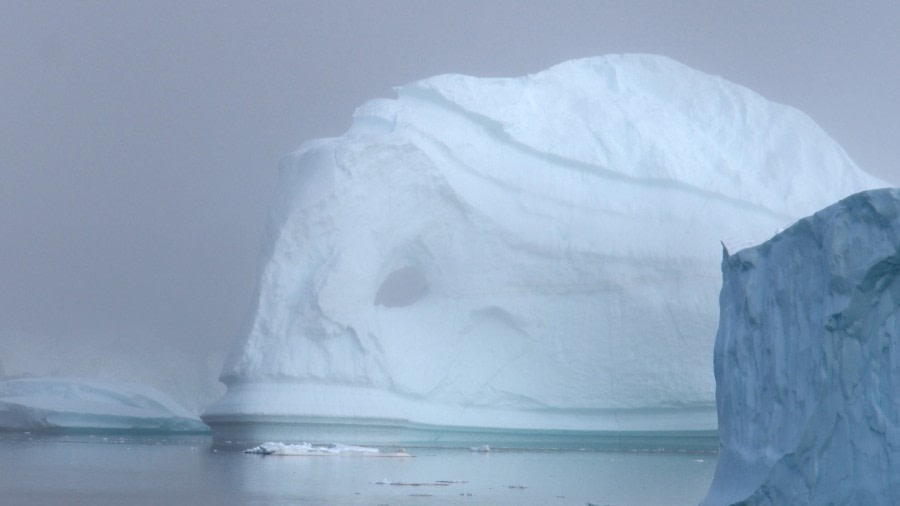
[704,188,900,505]
[206,54,884,434]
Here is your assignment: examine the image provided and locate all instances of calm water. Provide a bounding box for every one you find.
[0,433,715,505]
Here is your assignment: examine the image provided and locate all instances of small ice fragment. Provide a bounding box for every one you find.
[244,441,384,456]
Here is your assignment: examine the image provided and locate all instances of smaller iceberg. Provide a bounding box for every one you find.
[244,441,410,457]
[704,188,900,505]
[0,378,210,434]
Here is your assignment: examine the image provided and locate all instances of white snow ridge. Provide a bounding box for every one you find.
[203,54,885,443]
[703,189,900,505]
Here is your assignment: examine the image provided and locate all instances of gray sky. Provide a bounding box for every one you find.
[1,2,898,370]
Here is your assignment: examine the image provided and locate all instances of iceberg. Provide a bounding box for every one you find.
[0,329,225,414]
[0,378,210,433]
[703,188,900,505]
[204,54,885,440]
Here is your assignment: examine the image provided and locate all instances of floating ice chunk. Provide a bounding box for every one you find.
[244,441,410,457]
[0,377,209,433]
[374,480,459,486]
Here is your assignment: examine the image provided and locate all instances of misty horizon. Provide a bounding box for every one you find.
[1,2,898,413]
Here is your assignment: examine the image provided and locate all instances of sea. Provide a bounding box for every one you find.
[0,432,716,505]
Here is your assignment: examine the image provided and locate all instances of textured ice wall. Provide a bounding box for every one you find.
[206,54,885,433]
[704,188,900,505]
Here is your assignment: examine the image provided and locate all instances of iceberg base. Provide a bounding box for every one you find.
[203,382,716,450]
[207,417,717,451]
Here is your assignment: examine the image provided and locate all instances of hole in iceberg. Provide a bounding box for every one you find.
[374,266,428,307]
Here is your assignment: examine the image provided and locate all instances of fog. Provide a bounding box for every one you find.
[1,1,898,411]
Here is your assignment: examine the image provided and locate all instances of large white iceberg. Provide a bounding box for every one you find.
[0,378,210,433]
[204,54,884,438]
[703,188,900,505]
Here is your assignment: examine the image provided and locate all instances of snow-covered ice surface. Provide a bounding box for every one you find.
[0,378,210,433]
[703,188,900,505]
[205,54,886,440]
